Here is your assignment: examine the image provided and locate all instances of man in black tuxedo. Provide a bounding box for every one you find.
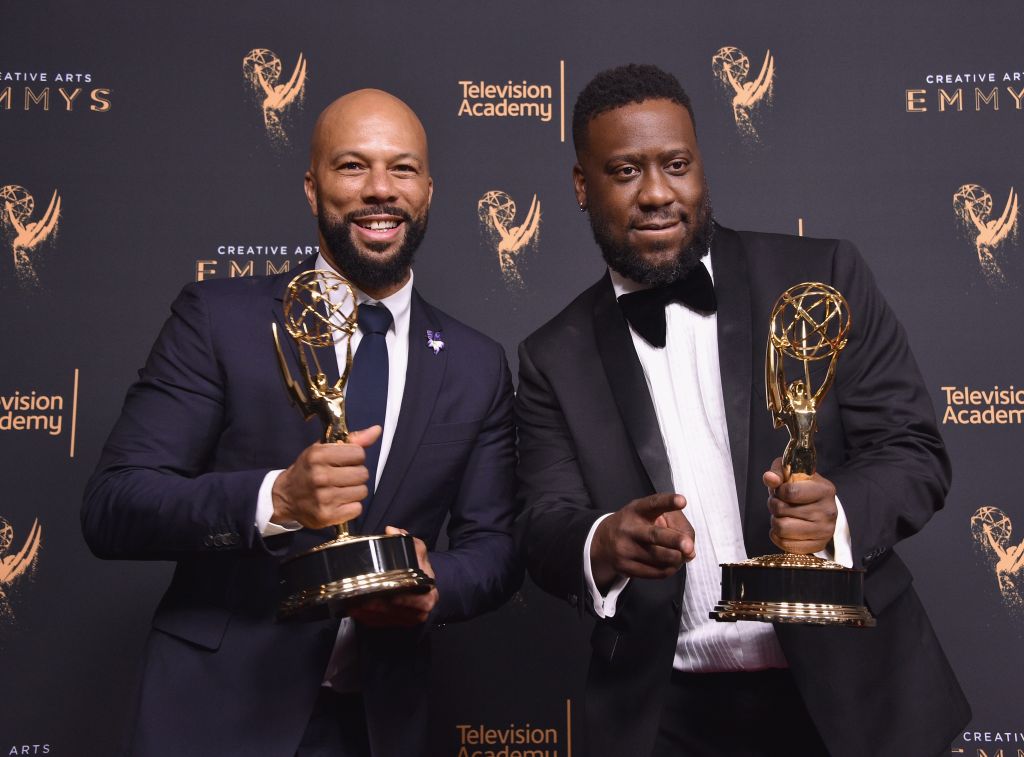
[83,90,519,757]
[515,64,970,757]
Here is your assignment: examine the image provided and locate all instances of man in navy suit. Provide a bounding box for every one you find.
[83,90,520,757]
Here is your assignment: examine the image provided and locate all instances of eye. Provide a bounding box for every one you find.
[666,159,689,172]
[613,165,639,178]
[392,164,418,175]
[337,161,365,172]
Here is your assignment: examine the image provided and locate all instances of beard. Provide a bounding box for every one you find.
[316,198,429,292]
[590,184,714,287]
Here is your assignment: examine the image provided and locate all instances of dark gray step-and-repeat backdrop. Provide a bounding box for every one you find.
[2,2,1022,755]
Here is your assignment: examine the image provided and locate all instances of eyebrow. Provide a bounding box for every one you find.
[604,147,694,165]
[330,150,424,164]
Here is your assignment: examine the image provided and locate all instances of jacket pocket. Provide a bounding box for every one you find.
[152,604,231,651]
[863,550,913,617]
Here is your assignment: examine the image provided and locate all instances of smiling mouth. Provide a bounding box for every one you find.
[353,217,403,231]
[634,220,681,231]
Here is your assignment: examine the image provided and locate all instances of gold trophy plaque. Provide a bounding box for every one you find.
[272,269,433,621]
[711,282,875,627]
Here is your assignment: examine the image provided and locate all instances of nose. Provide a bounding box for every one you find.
[637,170,673,210]
[361,165,399,206]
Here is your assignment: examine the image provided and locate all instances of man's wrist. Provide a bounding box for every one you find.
[257,470,301,536]
[583,513,629,618]
[590,532,618,593]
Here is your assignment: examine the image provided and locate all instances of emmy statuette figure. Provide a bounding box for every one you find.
[711,282,875,627]
[272,269,433,621]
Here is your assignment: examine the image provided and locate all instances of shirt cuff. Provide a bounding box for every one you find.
[583,512,630,618]
[815,494,853,568]
[256,470,302,537]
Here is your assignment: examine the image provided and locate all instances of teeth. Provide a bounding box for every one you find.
[363,220,399,231]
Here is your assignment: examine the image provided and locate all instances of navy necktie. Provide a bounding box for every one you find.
[616,263,717,348]
[346,303,392,506]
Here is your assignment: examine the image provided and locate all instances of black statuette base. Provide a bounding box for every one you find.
[710,554,875,628]
[278,533,434,622]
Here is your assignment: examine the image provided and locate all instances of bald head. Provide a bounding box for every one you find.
[309,89,429,171]
[303,89,433,299]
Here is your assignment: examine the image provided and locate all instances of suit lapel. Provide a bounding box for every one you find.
[710,226,754,524]
[592,274,674,494]
[359,290,446,534]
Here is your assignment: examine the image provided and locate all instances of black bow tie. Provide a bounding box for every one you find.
[616,264,717,348]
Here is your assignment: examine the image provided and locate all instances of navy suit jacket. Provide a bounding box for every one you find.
[515,226,970,757]
[83,259,520,757]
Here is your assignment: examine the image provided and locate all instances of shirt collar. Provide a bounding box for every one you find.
[314,252,414,333]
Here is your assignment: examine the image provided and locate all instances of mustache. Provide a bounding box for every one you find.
[629,209,689,228]
[345,205,414,224]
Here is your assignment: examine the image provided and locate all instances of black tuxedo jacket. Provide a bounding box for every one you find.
[83,259,520,757]
[515,226,970,757]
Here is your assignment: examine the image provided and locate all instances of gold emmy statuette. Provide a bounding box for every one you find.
[272,269,434,621]
[711,282,875,627]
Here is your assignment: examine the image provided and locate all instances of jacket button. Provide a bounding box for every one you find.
[203,535,214,547]
[864,546,886,564]
[229,533,240,545]
[568,593,578,607]
[213,534,224,547]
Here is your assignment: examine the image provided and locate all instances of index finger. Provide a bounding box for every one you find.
[774,477,834,506]
[634,493,686,521]
[315,442,367,467]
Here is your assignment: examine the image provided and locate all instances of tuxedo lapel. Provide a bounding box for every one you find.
[592,274,674,494]
[359,290,446,534]
[710,226,754,524]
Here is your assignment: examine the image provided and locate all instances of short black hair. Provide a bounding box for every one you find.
[572,63,695,154]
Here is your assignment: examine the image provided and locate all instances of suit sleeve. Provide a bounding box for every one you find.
[428,345,523,623]
[514,339,605,612]
[81,284,275,560]
[825,240,951,570]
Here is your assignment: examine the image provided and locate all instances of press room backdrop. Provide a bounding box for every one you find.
[2,2,1022,755]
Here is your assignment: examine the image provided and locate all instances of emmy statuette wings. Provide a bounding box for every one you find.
[1,184,62,282]
[952,184,1019,285]
[0,517,42,611]
[272,269,434,621]
[711,282,875,628]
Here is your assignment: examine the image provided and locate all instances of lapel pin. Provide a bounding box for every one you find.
[426,329,445,355]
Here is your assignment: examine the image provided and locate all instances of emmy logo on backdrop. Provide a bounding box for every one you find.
[271,269,433,621]
[0,516,41,621]
[712,46,775,142]
[0,184,61,283]
[712,282,875,627]
[953,184,1019,286]
[971,506,1024,613]
[242,48,307,145]
[477,190,541,288]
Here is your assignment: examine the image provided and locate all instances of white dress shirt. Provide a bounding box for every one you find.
[255,254,414,690]
[583,254,852,673]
